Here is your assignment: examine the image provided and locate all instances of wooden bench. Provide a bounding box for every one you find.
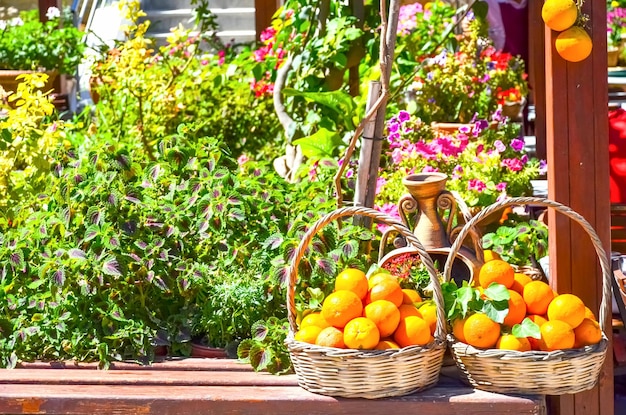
[0,357,546,414]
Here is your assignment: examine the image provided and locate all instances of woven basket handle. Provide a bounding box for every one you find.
[286,206,447,342]
[443,197,612,332]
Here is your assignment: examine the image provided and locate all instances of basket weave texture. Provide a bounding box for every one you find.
[443,197,610,395]
[285,206,447,399]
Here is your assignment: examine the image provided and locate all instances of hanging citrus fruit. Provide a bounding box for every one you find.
[541,0,578,32]
[555,26,592,63]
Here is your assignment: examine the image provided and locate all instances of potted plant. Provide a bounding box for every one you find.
[607,5,626,67]
[0,6,86,93]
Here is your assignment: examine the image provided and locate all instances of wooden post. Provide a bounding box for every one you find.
[544,1,612,414]
[255,0,281,40]
[527,0,546,160]
[38,0,62,22]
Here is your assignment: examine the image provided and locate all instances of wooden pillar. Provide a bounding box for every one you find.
[255,0,281,40]
[37,0,61,22]
[528,0,546,160]
[544,1,612,415]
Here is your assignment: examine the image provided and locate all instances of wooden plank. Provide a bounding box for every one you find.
[254,0,280,40]
[17,358,251,372]
[0,384,546,415]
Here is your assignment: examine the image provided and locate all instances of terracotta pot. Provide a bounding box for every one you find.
[431,121,498,136]
[609,48,620,68]
[0,69,57,94]
[190,342,228,358]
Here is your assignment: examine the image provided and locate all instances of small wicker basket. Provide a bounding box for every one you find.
[443,197,610,395]
[285,206,447,399]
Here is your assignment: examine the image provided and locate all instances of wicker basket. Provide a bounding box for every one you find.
[285,206,447,399]
[443,197,610,395]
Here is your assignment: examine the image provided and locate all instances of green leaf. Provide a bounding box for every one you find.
[512,317,541,339]
[282,88,355,127]
[483,283,510,302]
[472,0,489,20]
[292,129,343,159]
[482,301,509,324]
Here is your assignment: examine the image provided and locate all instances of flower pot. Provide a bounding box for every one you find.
[190,342,229,358]
[501,98,526,121]
[431,121,498,137]
[609,48,620,68]
[0,70,58,107]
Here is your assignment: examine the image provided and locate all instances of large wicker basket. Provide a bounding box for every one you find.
[443,197,611,395]
[285,206,447,399]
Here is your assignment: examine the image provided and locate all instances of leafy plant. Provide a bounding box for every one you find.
[237,317,292,374]
[482,217,548,266]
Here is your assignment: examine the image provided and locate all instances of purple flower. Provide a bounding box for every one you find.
[388,122,400,134]
[491,108,504,123]
[473,119,489,137]
[376,177,387,194]
[459,125,471,134]
[422,166,439,173]
[398,110,411,123]
[539,159,548,175]
[510,138,525,152]
[494,140,506,153]
[388,132,401,143]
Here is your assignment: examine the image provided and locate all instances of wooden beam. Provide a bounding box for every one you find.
[544,1,612,414]
[528,0,546,160]
[37,0,62,22]
[255,0,281,40]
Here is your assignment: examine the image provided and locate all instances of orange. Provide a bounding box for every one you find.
[315,326,345,348]
[343,317,380,349]
[547,293,586,328]
[398,304,422,320]
[541,0,578,31]
[496,333,531,352]
[463,313,501,349]
[366,279,404,307]
[402,288,422,305]
[527,314,549,327]
[393,316,431,347]
[584,307,597,321]
[483,249,501,262]
[478,260,515,289]
[539,320,575,351]
[573,317,602,348]
[363,300,401,338]
[300,312,330,330]
[510,272,532,295]
[523,281,554,315]
[375,339,400,350]
[451,317,467,343]
[321,290,363,328]
[555,26,593,63]
[418,302,438,335]
[503,290,527,327]
[367,272,398,289]
[335,268,369,300]
[294,325,323,344]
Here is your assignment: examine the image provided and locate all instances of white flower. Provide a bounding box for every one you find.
[9,17,23,27]
[0,21,6,30]
[46,7,60,20]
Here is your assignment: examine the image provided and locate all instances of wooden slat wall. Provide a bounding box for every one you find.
[543,0,613,414]
[255,0,281,40]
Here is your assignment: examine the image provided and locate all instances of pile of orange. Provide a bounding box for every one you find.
[294,268,436,350]
[451,257,602,352]
[541,0,592,62]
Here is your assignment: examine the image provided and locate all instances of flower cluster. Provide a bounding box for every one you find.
[376,110,545,211]
[403,11,528,124]
[607,6,626,48]
[0,7,85,74]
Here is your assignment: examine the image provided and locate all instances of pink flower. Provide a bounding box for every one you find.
[501,158,524,172]
[468,179,486,192]
[237,154,249,166]
[376,177,387,194]
[496,182,507,192]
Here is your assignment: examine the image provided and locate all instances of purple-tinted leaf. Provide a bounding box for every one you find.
[102,257,121,277]
[39,225,47,236]
[10,251,24,268]
[135,241,148,250]
[229,209,245,221]
[213,189,221,198]
[187,195,198,206]
[147,259,154,270]
[253,168,261,177]
[53,268,65,286]
[153,276,168,291]
[153,239,164,249]
[179,278,190,291]
[330,252,340,262]
[263,234,284,250]
[159,251,168,261]
[62,207,71,225]
[342,240,358,258]
[216,203,224,213]
[8,239,16,249]
[316,258,336,276]
[192,183,201,194]
[228,197,241,205]
[166,226,175,237]
[146,270,155,283]
[107,193,118,206]
[197,221,209,233]
[140,180,152,188]
[214,169,227,179]
[109,237,120,248]
[129,253,141,262]
[253,323,269,341]
[149,165,161,180]
[87,207,103,225]
[83,226,99,242]
[207,159,215,171]
[276,266,289,287]
[125,195,141,204]
[54,249,64,258]
[68,248,87,260]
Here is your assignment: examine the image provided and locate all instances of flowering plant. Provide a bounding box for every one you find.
[375,109,545,211]
[403,12,528,124]
[0,7,85,74]
[607,5,626,48]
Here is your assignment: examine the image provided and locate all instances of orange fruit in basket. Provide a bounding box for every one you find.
[321,290,363,328]
[503,290,527,327]
[300,312,330,330]
[539,320,575,351]
[527,314,549,327]
[496,333,531,352]
[315,326,345,348]
[510,272,533,295]
[343,317,380,349]
[523,281,554,315]
[418,302,439,335]
[367,279,404,307]
[402,288,422,305]
[547,293,586,328]
[375,339,401,350]
[367,272,398,289]
[335,268,369,300]
[463,313,501,349]
[294,325,324,344]
[541,0,578,31]
[573,317,602,348]
[398,304,422,320]
[451,317,468,343]
[394,316,431,347]
[584,307,597,321]
[555,26,592,63]
[478,260,515,289]
[483,249,501,262]
[363,300,401,338]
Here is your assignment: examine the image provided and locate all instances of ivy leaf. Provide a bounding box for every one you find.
[483,283,511,302]
[512,317,541,339]
[482,300,510,324]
